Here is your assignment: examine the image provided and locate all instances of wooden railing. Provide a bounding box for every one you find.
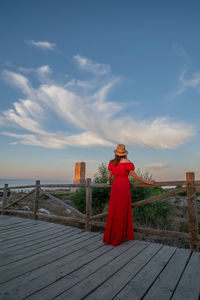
[0,172,200,252]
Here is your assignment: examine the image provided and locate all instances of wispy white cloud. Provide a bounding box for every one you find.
[145,163,171,169]
[73,54,110,75]
[2,70,31,94]
[174,70,200,96]
[28,40,56,51]
[0,58,195,150]
[37,65,51,75]
[65,79,92,89]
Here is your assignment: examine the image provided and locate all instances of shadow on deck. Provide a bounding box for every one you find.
[0,215,200,300]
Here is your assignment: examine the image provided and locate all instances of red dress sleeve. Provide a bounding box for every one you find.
[108,162,114,171]
[128,162,135,172]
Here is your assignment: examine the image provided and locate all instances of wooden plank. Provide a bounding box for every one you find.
[0,226,81,258]
[1,210,86,226]
[0,229,94,267]
[186,172,199,251]
[0,220,50,237]
[34,180,40,220]
[7,185,35,189]
[37,213,86,224]
[132,187,186,208]
[0,231,99,284]
[0,226,80,255]
[0,215,11,219]
[23,240,143,300]
[1,235,104,299]
[90,181,188,188]
[79,243,163,300]
[0,215,43,225]
[0,226,80,252]
[40,183,85,188]
[171,252,200,300]
[0,223,60,246]
[89,220,106,227]
[88,221,197,241]
[113,245,176,299]
[3,189,35,209]
[86,244,175,300]
[0,221,34,229]
[90,211,107,221]
[143,248,191,300]
[0,222,58,242]
[4,180,200,190]
[85,178,92,231]
[134,226,192,240]
[1,184,8,215]
[52,241,159,300]
[0,220,33,233]
[40,189,85,219]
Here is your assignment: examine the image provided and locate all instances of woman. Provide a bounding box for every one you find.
[103,144,155,246]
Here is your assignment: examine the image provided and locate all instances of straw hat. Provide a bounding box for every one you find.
[114,144,128,156]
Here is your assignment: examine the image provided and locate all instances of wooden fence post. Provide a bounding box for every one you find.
[186,172,199,251]
[85,178,92,231]
[34,180,40,220]
[1,184,8,215]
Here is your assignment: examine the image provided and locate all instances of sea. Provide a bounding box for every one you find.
[0,179,72,190]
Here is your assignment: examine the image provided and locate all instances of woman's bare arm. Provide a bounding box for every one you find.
[107,170,113,184]
[129,170,155,185]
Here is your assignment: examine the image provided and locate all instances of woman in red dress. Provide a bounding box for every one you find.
[103,144,155,246]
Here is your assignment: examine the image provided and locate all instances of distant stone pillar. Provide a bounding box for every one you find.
[71,162,86,192]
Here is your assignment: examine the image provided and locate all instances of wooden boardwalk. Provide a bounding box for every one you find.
[0,215,199,300]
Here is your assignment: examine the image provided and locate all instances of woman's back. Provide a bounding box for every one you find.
[108,161,135,177]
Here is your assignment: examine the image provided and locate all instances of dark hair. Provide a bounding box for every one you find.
[110,154,127,166]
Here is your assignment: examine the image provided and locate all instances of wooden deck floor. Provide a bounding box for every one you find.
[0,215,199,300]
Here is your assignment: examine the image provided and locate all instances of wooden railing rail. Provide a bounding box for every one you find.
[0,172,199,251]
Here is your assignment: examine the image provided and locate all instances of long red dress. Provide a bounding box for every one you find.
[103,161,135,246]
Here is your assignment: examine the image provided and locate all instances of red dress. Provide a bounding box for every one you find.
[103,161,135,246]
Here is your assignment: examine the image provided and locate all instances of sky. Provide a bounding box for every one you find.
[0,0,200,181]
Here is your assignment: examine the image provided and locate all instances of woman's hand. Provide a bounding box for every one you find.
[107,180,111,185]
[145,180,155,185]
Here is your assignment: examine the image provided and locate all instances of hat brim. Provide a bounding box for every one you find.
[114,150,128,156]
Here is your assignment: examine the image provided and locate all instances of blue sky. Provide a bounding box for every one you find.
[0,0,200,181]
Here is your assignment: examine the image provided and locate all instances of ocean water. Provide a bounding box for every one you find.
[0,178,72,189]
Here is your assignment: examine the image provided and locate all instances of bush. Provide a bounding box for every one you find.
[70,188,86,213]
[133,199,175,230]
[130,171,174,229]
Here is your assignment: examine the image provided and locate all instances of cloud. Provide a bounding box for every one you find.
[174,70,200,96]
[2,70,32,95]
[73,54,110,75]
[0,59,196,150]
[37,65,51,75]
[145,163,171,169]
[29,40,56,51]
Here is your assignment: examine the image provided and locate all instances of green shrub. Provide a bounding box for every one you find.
[133,199,174,230]
[131,172,174,229]
[70,188,86,213]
